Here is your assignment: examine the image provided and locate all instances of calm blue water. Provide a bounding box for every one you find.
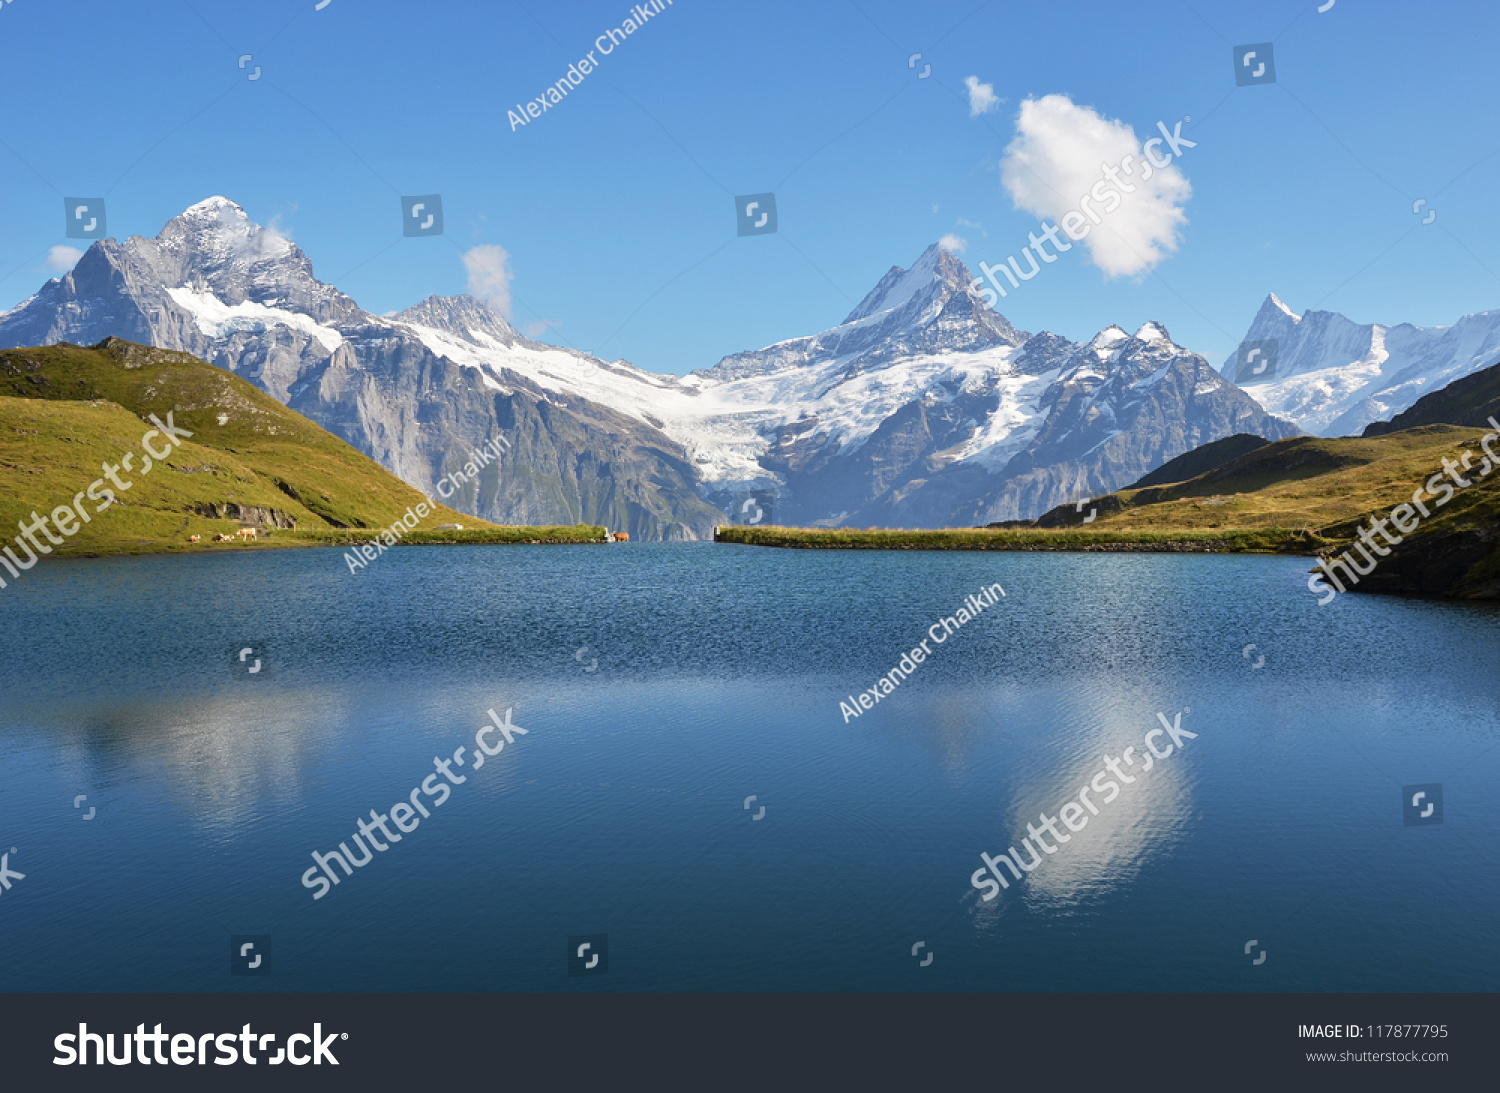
[1,544,1497,992]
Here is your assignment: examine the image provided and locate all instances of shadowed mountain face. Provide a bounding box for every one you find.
[0,199,1301,534]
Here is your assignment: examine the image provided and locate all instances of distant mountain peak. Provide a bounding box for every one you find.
[697,243,1026,383]
[1264,292,1300,322]
[841,242,956,325]
[1090,325,1131,350]
[1230,292,1500,436]
[155,196,299,274]
[393,294,528,349]
[181,195,247,218]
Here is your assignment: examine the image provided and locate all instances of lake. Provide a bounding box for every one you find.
[1,544,1497,991]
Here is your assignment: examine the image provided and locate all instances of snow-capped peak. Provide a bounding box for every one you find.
[393,294,523,347]
[1134,321,1170,343]
[1091,325,1130,348]
[154,197,297,271]
[1266,292,1300,322]
[182,195,247,218]
[840,243,954,325]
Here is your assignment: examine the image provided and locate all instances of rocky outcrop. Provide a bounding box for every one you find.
[190,503,296,529]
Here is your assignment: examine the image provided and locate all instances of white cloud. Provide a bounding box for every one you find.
[256,214,295,255]
[999,94,1192,279]
[965,76,1000,117]
[462,244,513,317]
[218,204,297,262]
[524,319,557,339]
[47,245,83,273]
[956,217,987,238]
[938,234,967,254]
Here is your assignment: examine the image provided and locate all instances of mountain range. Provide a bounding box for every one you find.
[3,198,1490,539]
[1222,292,1500,437]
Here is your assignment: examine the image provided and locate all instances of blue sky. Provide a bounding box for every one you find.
[2,0,1498,374]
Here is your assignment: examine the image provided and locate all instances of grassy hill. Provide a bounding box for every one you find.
[719,423,1500,600]
[1126,432,1272,489]
[1031,426,1484,538]
[0,338,605,557]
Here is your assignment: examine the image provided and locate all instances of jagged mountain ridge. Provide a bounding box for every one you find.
[1225,292,1500,437]
[0,198,1303,534]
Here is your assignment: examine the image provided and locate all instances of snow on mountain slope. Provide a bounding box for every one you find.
[384,242,1041,491]
[167,285,345,352]
[1226,293,1500,435]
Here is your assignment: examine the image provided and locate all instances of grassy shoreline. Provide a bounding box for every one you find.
[57,525,610,559]
[714,525,1325,554]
